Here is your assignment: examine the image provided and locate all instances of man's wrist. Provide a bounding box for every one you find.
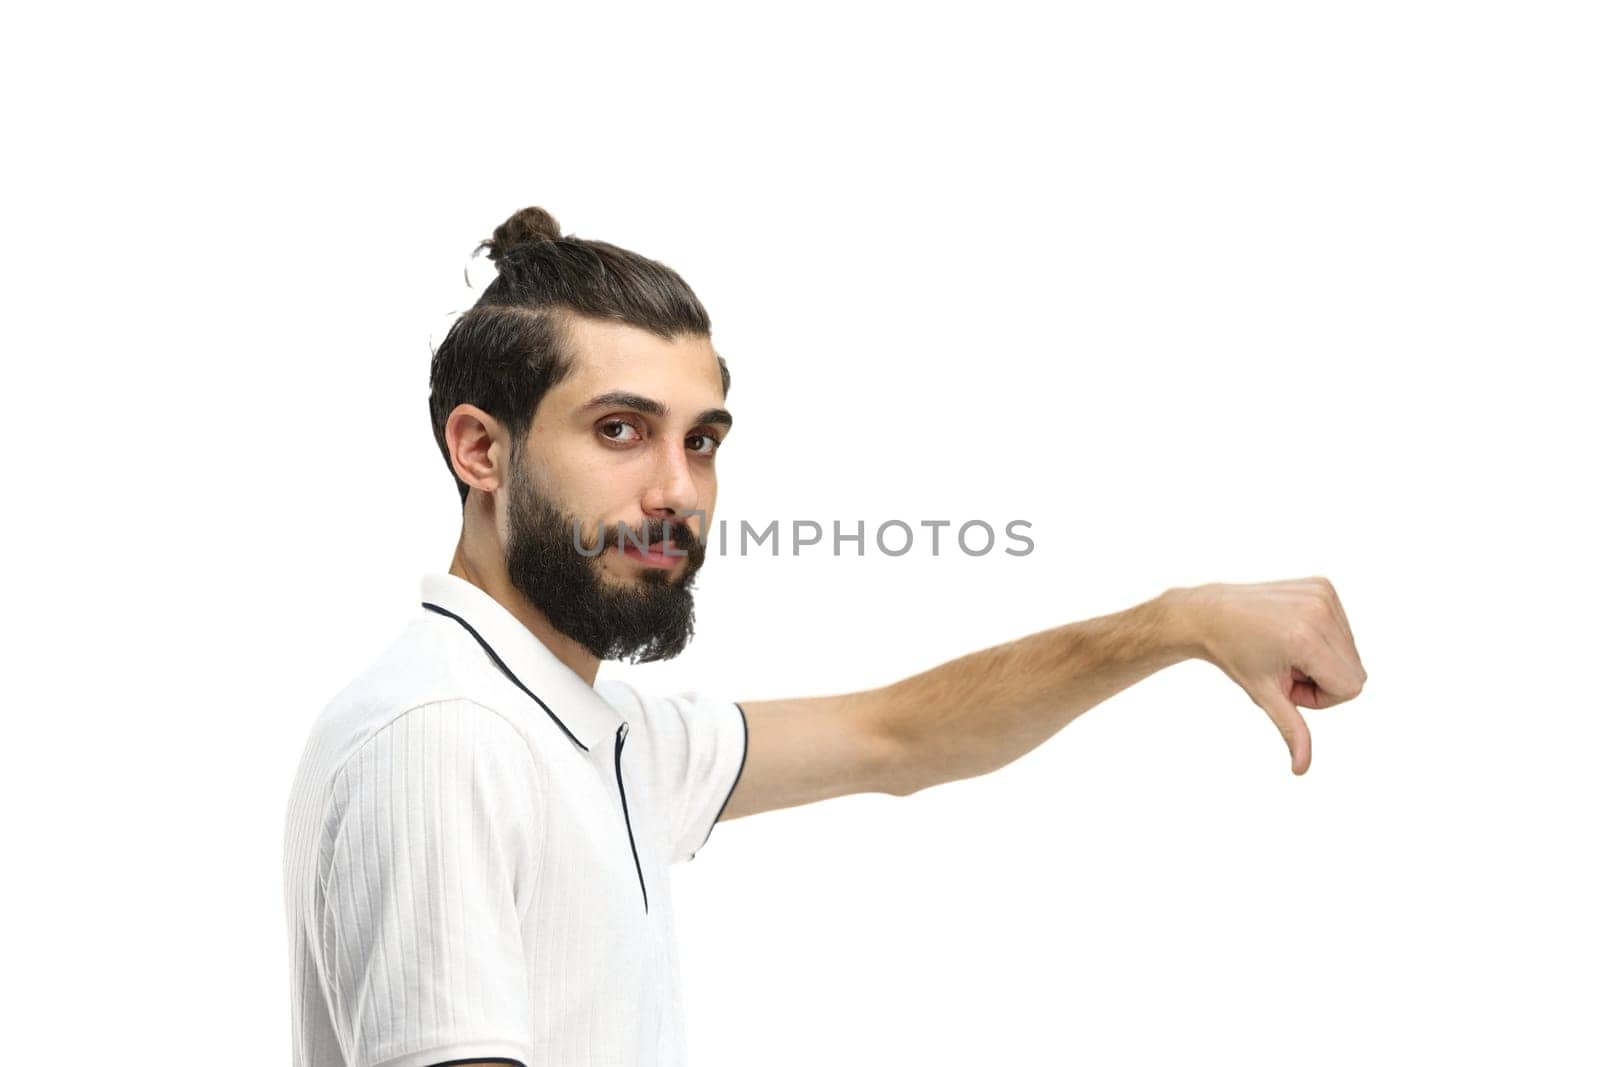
[1153,584,1215,666]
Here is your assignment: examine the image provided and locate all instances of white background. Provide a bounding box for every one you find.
[3,3,1596,1064]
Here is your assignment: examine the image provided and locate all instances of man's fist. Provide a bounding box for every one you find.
[1167,577,1367,775]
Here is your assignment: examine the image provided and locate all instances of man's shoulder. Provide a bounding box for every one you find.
[317,616,476,726]
[287,613,539,805]
[594,675,737,722]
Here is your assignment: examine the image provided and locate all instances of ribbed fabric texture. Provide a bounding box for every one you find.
[325,701,540,1065]
[283,575,749,1067]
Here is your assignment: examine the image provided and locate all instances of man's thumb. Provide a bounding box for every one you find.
[1251,680,1312,776]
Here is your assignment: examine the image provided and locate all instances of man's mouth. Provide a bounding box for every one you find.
[615,539,685,568]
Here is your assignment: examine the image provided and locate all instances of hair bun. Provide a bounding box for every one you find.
[478,206,564,263]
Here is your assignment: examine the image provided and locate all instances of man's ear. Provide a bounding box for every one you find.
[445,403,508,496]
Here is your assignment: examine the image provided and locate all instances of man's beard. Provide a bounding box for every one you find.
[503,457,705,664]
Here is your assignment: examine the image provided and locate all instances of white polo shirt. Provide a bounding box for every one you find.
[282,572,749,1067]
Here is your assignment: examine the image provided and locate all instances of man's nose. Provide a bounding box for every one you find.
[641,442,699,521]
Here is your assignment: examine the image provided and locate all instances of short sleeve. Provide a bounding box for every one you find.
[596,679,749,864]
[317,699,542,1067]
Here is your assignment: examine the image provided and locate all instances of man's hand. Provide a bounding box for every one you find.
[1167,576,1367,776]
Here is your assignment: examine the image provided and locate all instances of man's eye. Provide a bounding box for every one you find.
[599,419,641,443]
[688,433,723,456]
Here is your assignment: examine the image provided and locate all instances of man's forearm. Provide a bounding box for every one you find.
[873,588,1201,795]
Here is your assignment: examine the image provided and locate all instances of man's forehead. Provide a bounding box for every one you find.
[554,317,725,414]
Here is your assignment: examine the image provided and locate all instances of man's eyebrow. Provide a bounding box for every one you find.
[579,390,733,431]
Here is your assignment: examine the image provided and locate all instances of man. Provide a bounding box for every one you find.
[282,206,1367,1067]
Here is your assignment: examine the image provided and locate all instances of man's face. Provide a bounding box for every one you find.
[500,316,729,663]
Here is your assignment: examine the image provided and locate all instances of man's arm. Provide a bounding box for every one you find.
[721,577,1366,822]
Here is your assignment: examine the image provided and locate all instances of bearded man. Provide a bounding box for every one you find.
[282,206,1367,1067]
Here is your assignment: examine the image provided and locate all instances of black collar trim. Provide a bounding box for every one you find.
[422,600,589,752]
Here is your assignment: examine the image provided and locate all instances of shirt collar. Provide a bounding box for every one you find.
[419,571,625,754]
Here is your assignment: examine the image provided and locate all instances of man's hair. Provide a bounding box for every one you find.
[428,206,726,506]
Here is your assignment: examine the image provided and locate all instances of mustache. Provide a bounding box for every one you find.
[585,517,703,553]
